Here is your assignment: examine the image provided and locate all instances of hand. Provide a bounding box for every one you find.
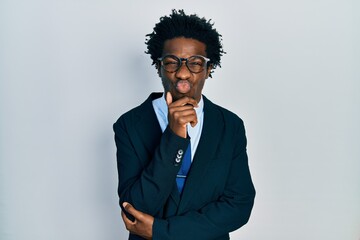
[121,202,154,240]
[166,92,198,138]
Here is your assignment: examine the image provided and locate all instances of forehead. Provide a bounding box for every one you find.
[162,37,207,57]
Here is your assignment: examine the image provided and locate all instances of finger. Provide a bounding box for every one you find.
[121,210,136,224]
[168,105,196,114]
[123,202,144,221]
[121,211,135,231]
[166,92,172,106]
[176,114,198,126]
[169,96,198,108]
[190,118,198,127]
[171,108,197,120]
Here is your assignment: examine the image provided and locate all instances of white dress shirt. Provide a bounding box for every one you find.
[152,93,204,160]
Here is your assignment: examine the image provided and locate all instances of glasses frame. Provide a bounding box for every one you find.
[157,55,210,73]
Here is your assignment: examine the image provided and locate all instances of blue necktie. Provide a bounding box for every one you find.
[176,144,191,193]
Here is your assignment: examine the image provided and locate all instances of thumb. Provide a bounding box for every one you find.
[122,202,140,217]
[166,92,173,106]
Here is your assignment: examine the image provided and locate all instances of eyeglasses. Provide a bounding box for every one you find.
[157,55,210,73]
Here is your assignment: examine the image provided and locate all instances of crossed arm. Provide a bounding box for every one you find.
[116,127,255,239]
[120,145,255,240]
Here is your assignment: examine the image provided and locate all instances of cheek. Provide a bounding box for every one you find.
[161,70,174,81]
[194,77,206,90]
[161,75,176,92]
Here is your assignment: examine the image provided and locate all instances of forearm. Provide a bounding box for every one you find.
[153,190,255,240]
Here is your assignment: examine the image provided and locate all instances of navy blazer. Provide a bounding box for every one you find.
[113,93,255,240]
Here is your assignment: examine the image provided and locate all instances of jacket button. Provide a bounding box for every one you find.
[175,158,181,163]
[178,149,184,155]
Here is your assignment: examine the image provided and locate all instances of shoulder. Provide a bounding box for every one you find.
[203,96,247,150]
[203,95,244,128]
[113,92,162,130]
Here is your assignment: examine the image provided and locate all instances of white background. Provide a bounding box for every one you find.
[1,0,359,239]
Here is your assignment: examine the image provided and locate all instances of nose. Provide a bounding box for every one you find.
[175,61,191,79]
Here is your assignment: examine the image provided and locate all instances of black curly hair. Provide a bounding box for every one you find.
[145,9,225,77]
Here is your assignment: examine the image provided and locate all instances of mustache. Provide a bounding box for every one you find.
[175,80,192,87]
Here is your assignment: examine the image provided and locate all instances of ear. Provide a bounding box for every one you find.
[206,64,213,79]
[155,62,162,77]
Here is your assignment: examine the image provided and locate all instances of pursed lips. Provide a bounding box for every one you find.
[175,80,192,94]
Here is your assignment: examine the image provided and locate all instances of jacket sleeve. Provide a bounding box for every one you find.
[114,116,190,216]
[152,120,256,239]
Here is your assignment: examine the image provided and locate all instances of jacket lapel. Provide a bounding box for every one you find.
[177,96,224,213]
[134,93,163,154]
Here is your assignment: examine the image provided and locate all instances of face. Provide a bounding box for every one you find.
[157,37,212,103]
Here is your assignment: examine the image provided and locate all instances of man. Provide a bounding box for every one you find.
[113,10,255,240]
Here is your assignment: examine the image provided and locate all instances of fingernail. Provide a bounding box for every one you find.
[122,202,128,208]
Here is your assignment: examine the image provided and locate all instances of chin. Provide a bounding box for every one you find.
[175,93,194,100]
[171,94,184,102]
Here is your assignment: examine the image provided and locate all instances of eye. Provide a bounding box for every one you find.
[162,56,179,66]
[163,61,178,66]
[188,61,202,66]
[188,56,206,66]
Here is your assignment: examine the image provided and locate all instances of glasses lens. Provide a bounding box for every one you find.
[162,56,180,72]
[187,56,206,73]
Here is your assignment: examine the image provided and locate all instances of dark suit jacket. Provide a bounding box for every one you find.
[113,93,255,240]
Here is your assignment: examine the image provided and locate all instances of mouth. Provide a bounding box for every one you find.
[175,80,191,94]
